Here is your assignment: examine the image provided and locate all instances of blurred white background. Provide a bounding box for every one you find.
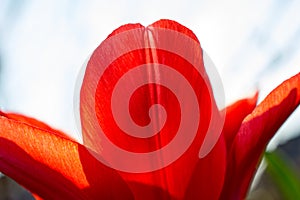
[0,0,299,149]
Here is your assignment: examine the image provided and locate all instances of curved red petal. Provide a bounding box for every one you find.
[80,19,220,199]
[107,23,144,38]
[0,114,133,199]
[32,193,43,200]
[221,72,300,200]
[0,111,73,140]
[184,135,226,200]
[150,19,199,43]
[222,92,258,150]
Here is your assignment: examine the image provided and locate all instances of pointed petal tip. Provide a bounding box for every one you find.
[0,113,133,199]
[222,91,259,150]
[221,72,300,200]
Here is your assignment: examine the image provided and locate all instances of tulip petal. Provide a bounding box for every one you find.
[150,19,199,43]
[80,19,221,199]
[221,73,300,200]
[184,135,226,200]
[185,94,258,200]
[0,111,73,140]
[0,113,133,199]
[222,93,258,150]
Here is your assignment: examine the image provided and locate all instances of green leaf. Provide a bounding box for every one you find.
[265,150,300,200]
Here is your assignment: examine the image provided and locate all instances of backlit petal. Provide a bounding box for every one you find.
[184,135,226,200]
[221,73,300,200]
[79,19,221,199]
[222,93,258,149]
[0,113,133,199]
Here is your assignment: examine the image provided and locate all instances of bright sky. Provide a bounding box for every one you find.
[0,0,300,149]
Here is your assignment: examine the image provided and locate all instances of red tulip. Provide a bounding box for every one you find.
[0,19,299,200]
